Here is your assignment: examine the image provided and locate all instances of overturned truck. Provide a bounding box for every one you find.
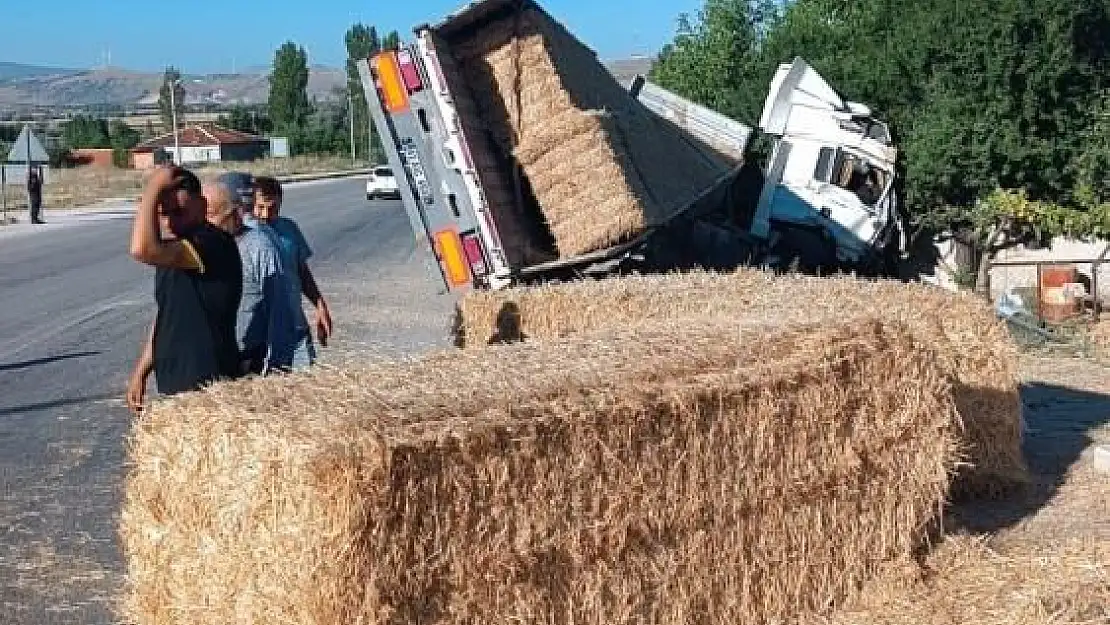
[357,0,903,292]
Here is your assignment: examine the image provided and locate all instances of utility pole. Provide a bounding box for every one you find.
[168,78,182,165]
[348,92,357,165]
[25,124,31,211]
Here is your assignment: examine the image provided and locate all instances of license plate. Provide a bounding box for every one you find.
[399,137,435,206]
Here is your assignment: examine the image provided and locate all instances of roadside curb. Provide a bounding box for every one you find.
[26,169,372,218]
[274,169,370,184]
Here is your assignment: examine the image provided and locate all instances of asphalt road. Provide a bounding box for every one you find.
[0,178,452,624]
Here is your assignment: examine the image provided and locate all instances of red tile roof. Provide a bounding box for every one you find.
[134,123,266,151]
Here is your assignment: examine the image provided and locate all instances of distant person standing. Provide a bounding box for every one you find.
[125,166,243,415]
[204,174,297,375]
[252,175,333,370]
[27,167,43,224]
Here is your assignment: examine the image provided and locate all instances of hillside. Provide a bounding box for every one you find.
[0,61,78,81]
[0,65,348,109]
[0,57,655,110]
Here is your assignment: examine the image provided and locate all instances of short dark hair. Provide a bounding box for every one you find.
[253,175,283,199]
[171,167,202,196]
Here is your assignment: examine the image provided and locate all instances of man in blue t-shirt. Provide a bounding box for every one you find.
[252,175,333,370]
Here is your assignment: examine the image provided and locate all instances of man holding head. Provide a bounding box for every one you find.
[125,166,243,414]
[204,172,297,376]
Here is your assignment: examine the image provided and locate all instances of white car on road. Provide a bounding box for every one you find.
[365,166,400,200]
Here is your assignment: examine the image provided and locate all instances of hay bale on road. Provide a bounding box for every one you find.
[447,6,727,257]
[121,319,958,625]
[457,270,1026,497]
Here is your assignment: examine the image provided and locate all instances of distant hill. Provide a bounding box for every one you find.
[0,64,348,109]
[0,61,78,81]
[605,56,655,87]
[0,57,654,110]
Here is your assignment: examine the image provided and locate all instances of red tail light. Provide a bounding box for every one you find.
[396,49,424,93]
[460,233,488,277]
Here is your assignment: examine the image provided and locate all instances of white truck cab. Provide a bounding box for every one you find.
[754,58,901,265]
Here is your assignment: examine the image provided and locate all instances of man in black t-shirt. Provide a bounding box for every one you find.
[125,166,243,414]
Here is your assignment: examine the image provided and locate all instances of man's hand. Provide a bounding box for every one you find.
[126,370,149,416]
[143,165,178,197]
[314,301,333,347]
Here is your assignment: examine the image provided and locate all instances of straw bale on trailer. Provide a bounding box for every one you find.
[446,5,728,257]
[456,271,1025,497]
[121,319,958,625]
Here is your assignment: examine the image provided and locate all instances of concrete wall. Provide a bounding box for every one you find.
[68,148,115,168]
[131,149,171,170]
[165,145,221,165]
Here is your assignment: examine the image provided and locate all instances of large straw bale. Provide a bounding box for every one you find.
[446,6,727,257]
[456,270,1025,497]
[121,319,958,625]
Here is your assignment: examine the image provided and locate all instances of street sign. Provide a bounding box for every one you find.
[5,124,49,164]
[2,164,49,183]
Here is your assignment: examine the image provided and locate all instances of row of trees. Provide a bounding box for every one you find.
[259,26,400,159]
[60,116,142,166]
[143,23,401,161]
[651,0,1110,290]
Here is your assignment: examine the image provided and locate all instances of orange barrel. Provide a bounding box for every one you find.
[1040,264,1079,322]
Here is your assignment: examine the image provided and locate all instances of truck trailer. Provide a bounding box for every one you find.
[357,0,903,292]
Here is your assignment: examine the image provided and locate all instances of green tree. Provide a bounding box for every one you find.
[157,66,186,133]
[61,116,111,149]
[650,0,779,123]
[289,95,350,155]
[109,119,141,167]
[216,105,271,135]
[268,42,311,132]
[345,23,382,161]
[382,30,401,51]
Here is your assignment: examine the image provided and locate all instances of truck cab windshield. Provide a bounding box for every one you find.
[814,148,889,208]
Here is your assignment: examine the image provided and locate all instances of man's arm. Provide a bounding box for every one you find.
[126,322,156,415]
[129,167,203,271]
[299,263,333,346]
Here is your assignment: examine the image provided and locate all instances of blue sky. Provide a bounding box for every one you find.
[0,0,703,73]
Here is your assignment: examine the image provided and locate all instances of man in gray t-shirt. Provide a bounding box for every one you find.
[205,175,297,374]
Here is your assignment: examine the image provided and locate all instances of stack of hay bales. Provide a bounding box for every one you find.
[444,4,728,257]
[121,319,959,625]
[456,270,1026,497]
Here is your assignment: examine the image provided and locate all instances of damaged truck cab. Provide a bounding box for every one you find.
[753,59,901,268]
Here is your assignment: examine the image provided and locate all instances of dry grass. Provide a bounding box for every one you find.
[2,156,365,209]
[456,270,1025,497]
[120,318,959,625]
[448,7,728,257]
